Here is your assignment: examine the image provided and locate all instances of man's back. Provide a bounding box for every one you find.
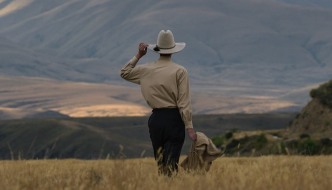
[138,57,188,109]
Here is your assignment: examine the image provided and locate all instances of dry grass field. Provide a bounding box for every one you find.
[0,156,331,190]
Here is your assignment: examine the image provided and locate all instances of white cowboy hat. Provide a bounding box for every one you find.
[148,30,186,54]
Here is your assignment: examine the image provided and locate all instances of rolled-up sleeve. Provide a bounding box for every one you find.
[177,68,193,129]
[120,56,141,84]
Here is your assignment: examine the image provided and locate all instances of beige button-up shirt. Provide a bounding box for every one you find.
[120,56,193,129]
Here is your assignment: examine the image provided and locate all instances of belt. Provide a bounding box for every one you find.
[152,107,178,112]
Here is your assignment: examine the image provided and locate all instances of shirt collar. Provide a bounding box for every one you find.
[158,56,172,62]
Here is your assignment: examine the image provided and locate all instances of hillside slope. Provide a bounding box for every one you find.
[288,99,332,138]
[287,81,332,138]
[0,118,151,159]
[0,113,294,159]
[210,82,332,156]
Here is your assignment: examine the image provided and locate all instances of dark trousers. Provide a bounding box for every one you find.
[148,108,185,176]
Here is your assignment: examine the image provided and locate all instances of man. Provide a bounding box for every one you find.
[120,30,197,176]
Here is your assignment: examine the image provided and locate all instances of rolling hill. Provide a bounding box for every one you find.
[0,75,310,119]
[0,76,149,120]
[0,113,295,159]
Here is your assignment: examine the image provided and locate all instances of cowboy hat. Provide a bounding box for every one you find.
[148,30,186,54]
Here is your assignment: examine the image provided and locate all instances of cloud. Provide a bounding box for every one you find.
[0,0,33,17]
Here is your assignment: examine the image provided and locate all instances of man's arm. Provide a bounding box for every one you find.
[177,68,197,141]
[120,43,148,84]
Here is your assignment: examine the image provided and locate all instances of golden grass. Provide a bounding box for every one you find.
[0,156,331,190]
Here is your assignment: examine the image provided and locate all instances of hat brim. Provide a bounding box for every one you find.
[148,43,186,54]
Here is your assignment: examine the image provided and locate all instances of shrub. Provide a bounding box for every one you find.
[212,136,225,148]
[225,132,233,139]
[286,139,299,150]
[298,139,321,155]
[320,138,332,146]
[254,134,268,150]
[299,133,310,139]
[271,132,282,138]
[270,142,288,155]
[256,134,267,143]
[226,139,240,150]
[310,80,332,108]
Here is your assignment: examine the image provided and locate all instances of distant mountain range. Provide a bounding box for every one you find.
[0,0,332,116]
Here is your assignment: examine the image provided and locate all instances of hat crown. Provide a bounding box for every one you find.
[157,30,176,49]
[148,30,185,54]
